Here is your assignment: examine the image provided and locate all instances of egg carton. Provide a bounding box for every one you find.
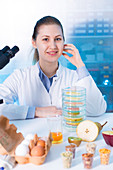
[0,115,53,165]
[15,132,53,165]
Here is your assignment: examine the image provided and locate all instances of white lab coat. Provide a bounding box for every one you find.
[0,63,107,119]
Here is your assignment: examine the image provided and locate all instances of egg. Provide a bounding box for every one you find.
[15,144,29,156]
[37,140,45,148]
[21,139,29,146]
[25,134,34,141]
[31,145,45,157]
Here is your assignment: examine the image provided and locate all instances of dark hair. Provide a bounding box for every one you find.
[32,16,65,64]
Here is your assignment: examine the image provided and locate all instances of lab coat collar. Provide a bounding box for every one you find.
[35,61,62,78]
[55,63,62,78]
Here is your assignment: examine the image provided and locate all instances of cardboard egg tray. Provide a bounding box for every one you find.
[0,115,53,165]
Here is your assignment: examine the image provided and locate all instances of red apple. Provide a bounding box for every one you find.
[102,131,113,146]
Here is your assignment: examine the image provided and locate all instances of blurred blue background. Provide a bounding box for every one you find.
[59,0,113,112]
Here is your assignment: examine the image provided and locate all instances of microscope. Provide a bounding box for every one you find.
[0,45,19,104]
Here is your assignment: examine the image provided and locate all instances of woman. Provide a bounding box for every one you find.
[0,16,107,120]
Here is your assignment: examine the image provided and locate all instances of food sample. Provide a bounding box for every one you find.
[102,131,113,146]
[51,132,63,144]
[99,148,111,165]
[82,153,94,169]
[31,145,45,157]
[66,107,80,116]
[63,113,85,132]
[68,137,82,147]
[65,144,76,159]
[64,117,83,122]
[15,144,29,156]
[66,121,82,126]
[65,116,83,126]
[76,120,107,142]
[65,91,81,95]
[95,121,107,132]
[37,140,45,148]
[61,151,73,168]
[86,142,96,154]
[25,134,34,141]
[21,139,30,146]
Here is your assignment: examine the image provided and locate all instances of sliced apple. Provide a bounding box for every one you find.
[102,131,113,135]
[102,131,113,146]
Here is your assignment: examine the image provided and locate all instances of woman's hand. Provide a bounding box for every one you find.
[62,44,85,68]
[35,106,62,118]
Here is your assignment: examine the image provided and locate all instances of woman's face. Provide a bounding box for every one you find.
[32,24,64,64]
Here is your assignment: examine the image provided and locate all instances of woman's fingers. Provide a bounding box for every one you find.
[64,44,76,49]
[63,49,75,55]
[63,43,85,68]
[63,45,79,54]
[55,109,62,115]
[62,53,71,61]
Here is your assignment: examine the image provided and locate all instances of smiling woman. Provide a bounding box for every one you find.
[32,24,64,78]
[0,16,107,120]
[32,16,65,73]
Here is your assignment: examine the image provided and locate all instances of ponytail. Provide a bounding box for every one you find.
[32,49,39,65]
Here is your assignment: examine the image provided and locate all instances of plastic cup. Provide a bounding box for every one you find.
[82,153,94,169]
[47,115,63,144]
[65,143,76,159]
[61,151,73,168]
[99,148,111,165]
[86,142,96,154]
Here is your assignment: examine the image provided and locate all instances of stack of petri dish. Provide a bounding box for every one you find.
[62,86,86,131]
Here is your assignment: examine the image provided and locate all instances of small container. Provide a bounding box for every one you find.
[82,153,94,169]
[47,115,63,144]
[62,86,86,132]
[86,142,96,154]
[99,148,111,165]
[68,137,82,147]
[65,143,76,159]
[61,151,73,168]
